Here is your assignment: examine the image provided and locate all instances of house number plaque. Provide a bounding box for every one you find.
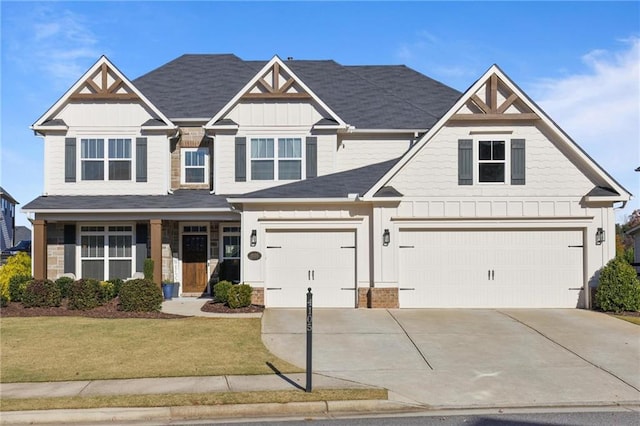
[247,251,262,261]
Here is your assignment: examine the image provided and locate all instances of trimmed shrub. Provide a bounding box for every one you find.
[213,280,232,304]
[595,257,640,313]
[119,279,162,312]
[68,278,102,310]
[143,258,154,281]
[227,284,253,309]
[108,278,124,297]
[55,276,75,299]
[22,279,61,308]
[0,252,31,303]
[9,274,32,302]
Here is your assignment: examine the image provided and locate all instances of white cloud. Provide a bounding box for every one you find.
[531,38,640,222]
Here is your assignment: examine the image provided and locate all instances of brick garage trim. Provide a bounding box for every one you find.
[251,287,264,306]
[357,287,398,308]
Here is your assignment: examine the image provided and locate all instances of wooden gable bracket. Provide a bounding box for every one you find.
[243,62,311,100]
[69,63,139,101]
[451,73,539,121]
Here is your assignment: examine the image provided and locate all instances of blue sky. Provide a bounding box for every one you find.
[1,1,639,228]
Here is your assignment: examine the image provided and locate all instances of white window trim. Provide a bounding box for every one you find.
[181,147,209,185]
[476,138,510,185]
[248,136,305,182]
[78,137,135,182]
[77,224,135,280]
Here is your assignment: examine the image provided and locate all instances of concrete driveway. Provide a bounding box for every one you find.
[262,309,640,409]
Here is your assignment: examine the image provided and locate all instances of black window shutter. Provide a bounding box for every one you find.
[136,137,147,182]
[235,137,246,182]
[135,223,148,273]
[65,138,76,182]
[63,225,76,274]
[306,136,317,178]
[458,139,473,185]
[511,138,526,185]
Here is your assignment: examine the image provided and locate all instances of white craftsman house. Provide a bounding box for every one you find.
[24,54,631,308]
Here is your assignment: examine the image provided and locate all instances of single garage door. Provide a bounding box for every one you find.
[265,230,356,308]
[399,229,584,308]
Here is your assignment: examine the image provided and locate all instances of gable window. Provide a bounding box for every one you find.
[182,148,209,184]
[478,140,505,183]
[80,138,132,181]
[250,137,302,181]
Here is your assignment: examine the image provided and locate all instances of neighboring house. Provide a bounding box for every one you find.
[14,226,31,244]
[0,187,18,251]
[23,54,631,309]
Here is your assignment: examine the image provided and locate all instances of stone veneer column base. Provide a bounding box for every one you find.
[357,287,399,309]
[251,287,265,306]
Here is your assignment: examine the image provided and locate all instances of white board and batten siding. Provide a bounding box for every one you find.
[264,229,357,308]
[398,229,584,308]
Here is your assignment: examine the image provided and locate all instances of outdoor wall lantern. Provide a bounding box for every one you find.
[250,229,257,247]
[595,227,605,246]
[382,229,390,246]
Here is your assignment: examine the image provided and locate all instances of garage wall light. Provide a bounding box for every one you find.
[595,227,605,246]
[250,229,257,247]
[382,229,390,246]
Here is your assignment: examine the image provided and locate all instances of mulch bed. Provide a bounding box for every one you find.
[200,300,264,314]
[0,298,184,319]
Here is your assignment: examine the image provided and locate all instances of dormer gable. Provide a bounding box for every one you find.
[32,56,175,133]
[205,55,346,129]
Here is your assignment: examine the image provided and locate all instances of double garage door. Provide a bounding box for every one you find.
[265,230,356,308]
[399,229,584,308]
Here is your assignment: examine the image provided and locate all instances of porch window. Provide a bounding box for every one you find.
[80,225,133,280]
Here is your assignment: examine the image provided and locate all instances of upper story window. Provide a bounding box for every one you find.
[80,138,131,181]
[250,137,302,181]
[182,148,209,184]
[478,140,505,183]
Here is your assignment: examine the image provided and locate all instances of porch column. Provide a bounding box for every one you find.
[33,219,47,280]
[150,219,162,286]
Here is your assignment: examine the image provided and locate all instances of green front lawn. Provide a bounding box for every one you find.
[0,317,301,383]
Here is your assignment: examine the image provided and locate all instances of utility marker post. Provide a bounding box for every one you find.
[306,287,313,393]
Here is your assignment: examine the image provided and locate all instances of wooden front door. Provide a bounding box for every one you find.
[182,234,208,294]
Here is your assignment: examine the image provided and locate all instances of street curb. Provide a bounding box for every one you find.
[0,399,416,424]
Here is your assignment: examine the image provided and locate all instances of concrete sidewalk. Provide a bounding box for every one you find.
[160,297,263,318]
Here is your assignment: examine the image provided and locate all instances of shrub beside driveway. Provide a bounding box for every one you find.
[0,317,301,383]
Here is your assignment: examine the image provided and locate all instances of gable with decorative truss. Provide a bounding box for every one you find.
[242,61,311,100]
[70,62,139,101]
[451,73,539,121]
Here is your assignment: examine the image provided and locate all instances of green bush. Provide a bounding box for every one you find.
[98,281,117,303]
[55,276,75,299]
[108,278,124,297]
[213,280,232,304]
[0,252,31,302]
[22,279,61,308]
[9,274,32,302]
[119,279,162,312]
[595,257,640,313]
[227,284,253,309]
[68,278,102,310]
[143,258,154,281]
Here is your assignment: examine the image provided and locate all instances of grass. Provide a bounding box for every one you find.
[1,389,388,411]
[0,317,301,383]
[613,314,640,325]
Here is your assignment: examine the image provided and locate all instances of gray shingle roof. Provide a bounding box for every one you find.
[0,187,18,204]
[237,159,399,199]
[132,55,460,129]
[586,186,620,197]
[23,190,233,211]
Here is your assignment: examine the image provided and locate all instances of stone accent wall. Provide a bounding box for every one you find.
[171,126,211,190]
[358,287,399,309]
[251,287,264,306]
[46,223,65,280]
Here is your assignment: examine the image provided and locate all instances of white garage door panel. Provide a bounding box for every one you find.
[265,230,356,308]
[399,230,583,308]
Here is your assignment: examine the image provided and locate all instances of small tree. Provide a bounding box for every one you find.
[143,258,154,281]
[595,258,640,313]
